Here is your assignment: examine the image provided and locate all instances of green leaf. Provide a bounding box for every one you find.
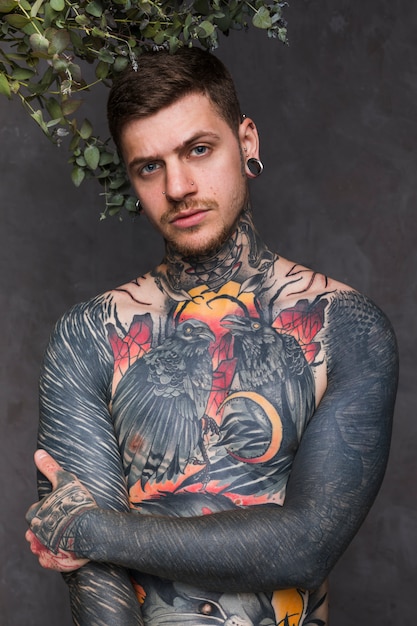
[153,29,166,45]
[113,55,129,73]
[85,0,103,18]
[98,48,114,64]
[75,14,90,26]
[198,20,215,37]
[45,96,63,119]
[108,176,127,190]
[30,108,48,133]
[252,6,272,30]
[61,98,81,116]
[30,32,49,54]
[50,0,65,10]
[30,0,44,17]
[4,14,30,28]
[0,72,11,98]
[3,52,27,61]
[68,62,82,83]
[9,80,20,95]
[11,67,35,80]
[79,118,93,140]
[69,133,80,151]
[106,193,124,206]
[98,151,115,166]
[46,117,62,128]
[22,19,43,36]
[125,196,138,213]
[71,165,86,187]
[84,144,100,170]
[95,60,109,79]
[48,29,70,54]
[0,0,18,13]
[91,26,106,37]
[52,56,69,72]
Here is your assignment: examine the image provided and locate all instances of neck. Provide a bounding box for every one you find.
[154,209,277,295]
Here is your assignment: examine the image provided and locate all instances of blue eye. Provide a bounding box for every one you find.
[192,145,208,156]
[141,163,159,175]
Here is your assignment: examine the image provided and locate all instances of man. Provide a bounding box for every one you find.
[26,47,398,626]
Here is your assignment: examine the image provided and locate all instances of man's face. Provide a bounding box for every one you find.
[121,92,256,257]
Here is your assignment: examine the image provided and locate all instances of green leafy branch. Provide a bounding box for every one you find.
[0,0,288,218]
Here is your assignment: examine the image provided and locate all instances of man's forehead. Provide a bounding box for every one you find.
[120,92,232,159]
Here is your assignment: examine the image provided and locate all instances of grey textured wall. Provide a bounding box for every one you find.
[1,0,416,623]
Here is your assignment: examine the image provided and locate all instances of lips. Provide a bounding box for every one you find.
[169,207,210,228]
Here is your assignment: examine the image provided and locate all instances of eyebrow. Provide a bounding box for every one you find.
[127,131,221,172]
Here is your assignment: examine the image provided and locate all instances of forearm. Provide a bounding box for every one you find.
[64,563,144,626]
[75,504,330,593]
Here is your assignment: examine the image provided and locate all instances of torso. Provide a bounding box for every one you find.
[100,255,346,625]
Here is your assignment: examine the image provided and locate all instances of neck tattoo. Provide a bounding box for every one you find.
[154,210,278,298]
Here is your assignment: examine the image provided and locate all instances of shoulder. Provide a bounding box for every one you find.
[274,256,396,345]
[53,271,162,333]
[323,289,398,373]
[271,256,398,383]
[52,292,113,342]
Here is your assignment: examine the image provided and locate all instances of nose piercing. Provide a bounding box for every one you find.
[162,191,166,195]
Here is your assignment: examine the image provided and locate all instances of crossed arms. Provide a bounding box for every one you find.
[26,292,398,624]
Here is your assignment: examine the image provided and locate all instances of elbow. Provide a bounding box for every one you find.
[295,544,338,591]
[296,564,329,592]
[267,535,335,592]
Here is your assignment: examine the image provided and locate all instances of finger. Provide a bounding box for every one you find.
[25,528,44,555]
[33,449,64,489]
[26,529,88,572]
[25,501,40,525]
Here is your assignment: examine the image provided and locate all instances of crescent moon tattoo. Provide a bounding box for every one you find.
[218,391,283,464]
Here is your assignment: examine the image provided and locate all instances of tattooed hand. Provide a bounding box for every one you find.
[25,450,97,571]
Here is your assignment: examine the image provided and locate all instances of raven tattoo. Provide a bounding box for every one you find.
[219,314,316,458]
[112,319,215,489]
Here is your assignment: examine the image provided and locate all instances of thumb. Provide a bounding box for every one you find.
[34,449,65,489]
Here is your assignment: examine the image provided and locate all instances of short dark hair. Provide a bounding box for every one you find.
[107,47,242,153]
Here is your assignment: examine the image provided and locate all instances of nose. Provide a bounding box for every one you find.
[164,161,196,202]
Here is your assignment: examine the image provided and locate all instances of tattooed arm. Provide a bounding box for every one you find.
[31,297,143,625]
[28,291,398,594]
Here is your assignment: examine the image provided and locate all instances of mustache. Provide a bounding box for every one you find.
[161,199,218,224]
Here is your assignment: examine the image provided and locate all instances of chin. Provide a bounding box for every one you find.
[168,226,232,259]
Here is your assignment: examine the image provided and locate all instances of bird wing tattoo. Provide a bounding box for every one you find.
[111,319,215,490]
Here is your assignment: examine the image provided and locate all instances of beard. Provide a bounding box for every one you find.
[166,220,237,258]
[162,192,248,259]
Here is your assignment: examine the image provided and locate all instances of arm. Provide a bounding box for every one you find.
[33,297,143,625]
[28,292,398,594]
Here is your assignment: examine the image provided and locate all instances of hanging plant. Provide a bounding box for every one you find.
[0,0,288,218]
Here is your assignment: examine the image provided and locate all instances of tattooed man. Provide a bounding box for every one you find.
[26,48,398,626]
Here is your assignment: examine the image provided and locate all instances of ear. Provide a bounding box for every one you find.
[238,116,261,178]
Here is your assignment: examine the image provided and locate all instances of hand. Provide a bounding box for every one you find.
[25,528,89,572]
[25,450,97,571]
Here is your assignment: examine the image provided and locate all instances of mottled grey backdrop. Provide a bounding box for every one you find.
[1,0,415,623]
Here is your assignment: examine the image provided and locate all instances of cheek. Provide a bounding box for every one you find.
[205,158,245,196]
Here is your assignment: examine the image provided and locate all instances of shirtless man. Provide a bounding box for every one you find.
[25,47,398,626]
